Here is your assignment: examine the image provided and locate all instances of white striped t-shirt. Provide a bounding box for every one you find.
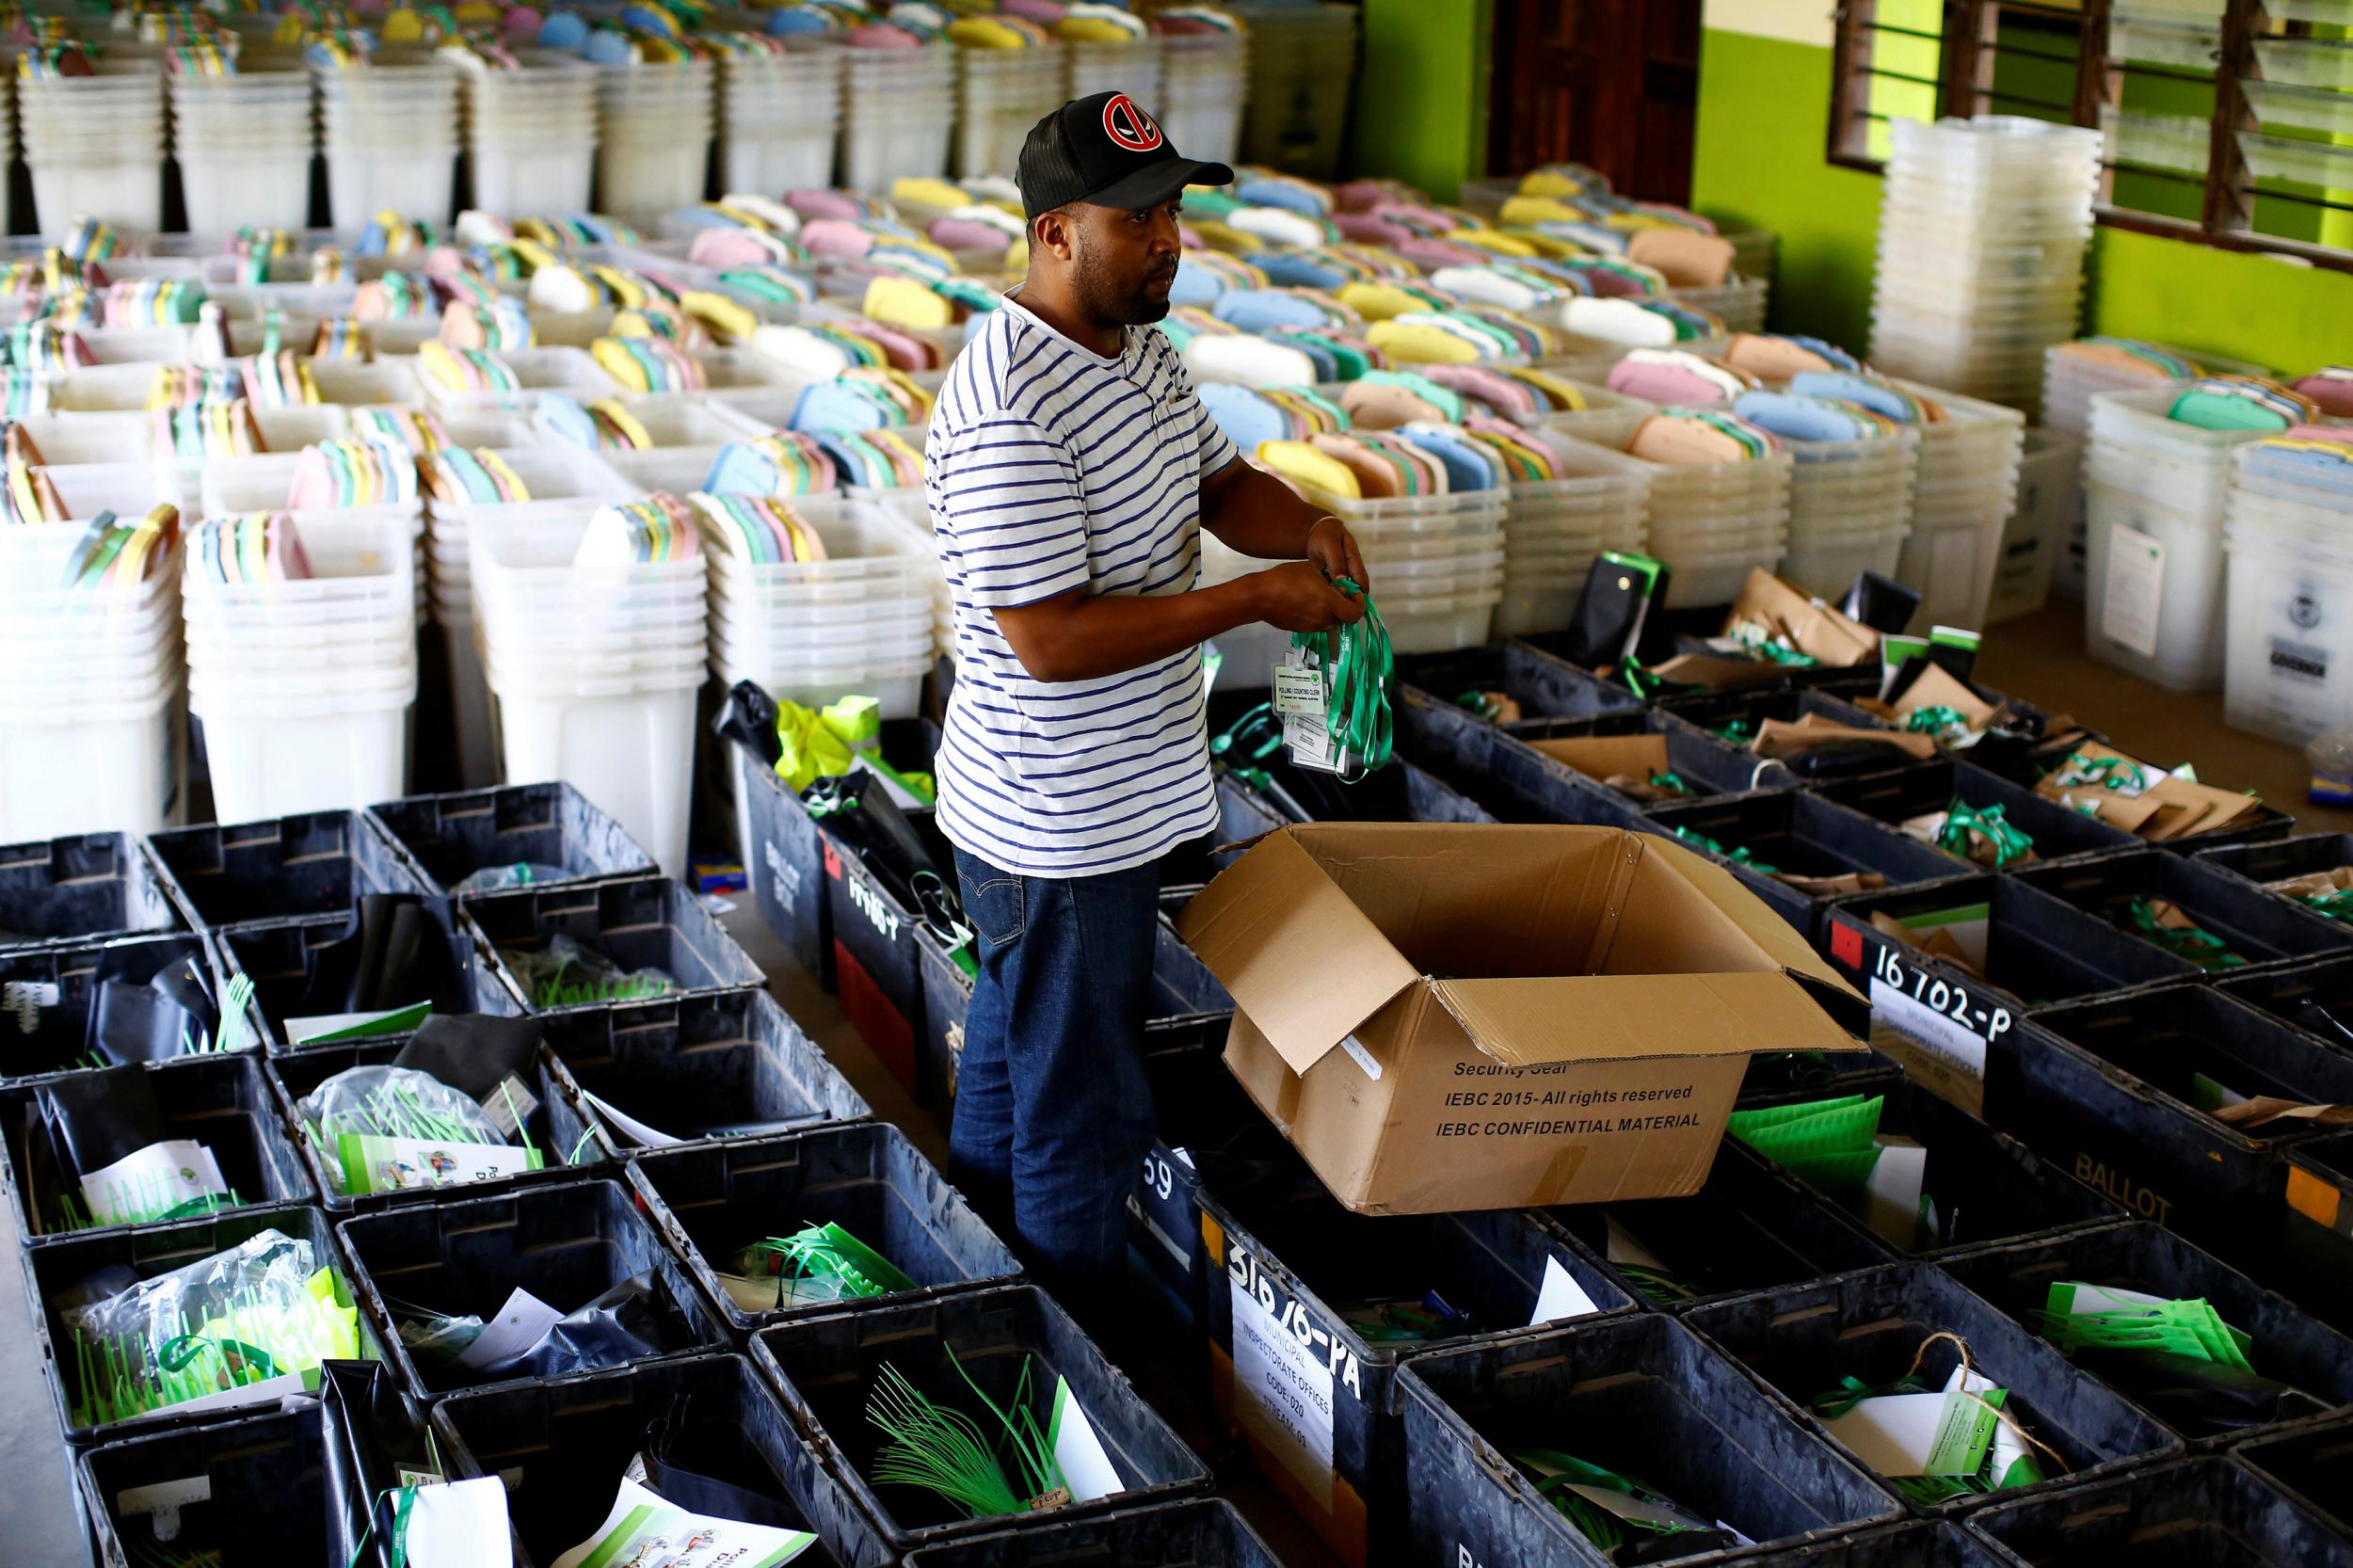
[926,294,1241,878]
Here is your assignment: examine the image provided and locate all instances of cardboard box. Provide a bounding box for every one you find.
[1176,823,1868,1215]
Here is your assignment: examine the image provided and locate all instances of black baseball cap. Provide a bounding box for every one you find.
[1016,90,1234,221]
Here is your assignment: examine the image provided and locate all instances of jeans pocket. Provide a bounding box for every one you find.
[960,874,1026,950]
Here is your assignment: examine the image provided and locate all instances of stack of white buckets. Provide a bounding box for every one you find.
[2082,385,2269,692]
[1154,27,1246,165]
[1868,116,2101,414]
[1496,429,1651,636]
[2224,437,2353,744]
[841,42,955,192]
[0,518,184,840]
[703,493,937,722]
[316,53,459,229]
[1067,32,1161,106]
[1769,424,1920,600]
[184,510,419,824]
[472,506,707,881]
[956,40,1065,179]
[170,62,313,232]
[716,39,842,194]
[457,53,600,216]
[598,57,713,215]
[21,60,163,239]
[1895,378,2026,630]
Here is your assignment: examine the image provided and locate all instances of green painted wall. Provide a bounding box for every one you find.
[1354,0,1491,201]
[1689,24,2353,376]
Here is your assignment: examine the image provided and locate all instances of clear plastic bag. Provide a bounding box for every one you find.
[62,1227,361,1426]
[452,862,576,896]
[296,1064,536,1196]
[500,933,680,1009]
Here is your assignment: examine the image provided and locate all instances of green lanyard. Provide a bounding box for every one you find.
[1938,799,2033,867]
[1291,576,1393,780]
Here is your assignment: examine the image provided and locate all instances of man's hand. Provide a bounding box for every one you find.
[1306,514,1369,592]
[1251,560,1367,634]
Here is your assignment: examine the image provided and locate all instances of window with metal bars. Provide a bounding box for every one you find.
[1830,0,2353,271]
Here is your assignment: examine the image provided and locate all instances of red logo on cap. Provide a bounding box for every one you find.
[1102,94,1164,152]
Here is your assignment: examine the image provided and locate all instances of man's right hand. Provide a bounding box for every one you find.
[1250,561,1368,634]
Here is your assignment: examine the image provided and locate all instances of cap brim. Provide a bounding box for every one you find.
[1081,156,1236,215]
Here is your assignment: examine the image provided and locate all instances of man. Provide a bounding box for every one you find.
[925,90,1369,1328]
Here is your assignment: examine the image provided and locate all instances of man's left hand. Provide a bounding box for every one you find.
[1306,514,1369,596]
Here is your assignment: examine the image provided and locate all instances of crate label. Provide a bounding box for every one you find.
[5,981,58,1032]
[845,872,902,941]
[2287,1163,2346,1235]
[1863,940,2011,1119]
[117,1476,210,1540]
[2102,523,2164,660]
[1228,1243,1345,1510]
[763,840,800,915]
[1130,1145,1191,1269]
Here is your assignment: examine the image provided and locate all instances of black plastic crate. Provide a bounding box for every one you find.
[146,811,424,931]
[0,933,235,1084]
[1734,1521,2014,1568]
[1736,1080,2128,1261]
[213,901,494,1054]
[1818,875,2199,1114]
[820,802,957,1103]
[468,873,764,1015]
[2235,1413,2353,1540]
[915,921,975,1118]
[1197,1176,1635,1568]
[1542,1142,1896,1312]
[26,1200,389,1445]
[430,1352,894,1568]
[339,1177,728,1401]
[541,986,870,1159]
[2014,850,2353,973]
[2281,1129,2353,1321]
[1222,750,1502,828]
[0,832,178,952]
[2218,951,2353,1046]
[367,781,656,897]
[2196,832,2353,923]
[629,1120,1022,1335]
[1646,792,1970,939]
[902,1498,1287,1568]
[1397,1314,1904,1568]
[1738,1042,1905,1107]
[1686,1263,2179,1515]
[1966,1456,2351,1567]
[1395,640,1646,726]
[1513,709,1797,802]
[1939,1223,2353,1448]
[1159,773,1290,895]
[1152,893,1230,1017]
[751,1284,1212,1552]
[1657,685,1886,746]
[78,1367,440,1568]
[2005,984,2353,1240]
[1820,760,2139,869]
[0,1053,312,1244]
[1128,1014,1284,1322]
[264,1036,603,1214]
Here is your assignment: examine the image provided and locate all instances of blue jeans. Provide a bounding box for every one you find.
[950,845,1158,1303]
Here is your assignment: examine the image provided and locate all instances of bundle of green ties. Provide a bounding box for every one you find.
[2118,894,2247,970]
[1511,1449,1748,1561]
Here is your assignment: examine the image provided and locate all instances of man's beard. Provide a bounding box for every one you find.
[1075,240,1177,327]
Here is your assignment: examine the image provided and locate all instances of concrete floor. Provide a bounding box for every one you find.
[3,592,2335,1565]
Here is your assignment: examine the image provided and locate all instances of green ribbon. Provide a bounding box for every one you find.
[1512,1449,1701,1555]
[2122,894,2248,970]
[1650,772,1693,797]
[1938,798,2034,868]
[1671,824,1778,873]
[2048,754,2145,792]
[2299,888,2353,924]
[1906,705,1969,741]
[1456,689,1505,720]
[1712,717,1757,744]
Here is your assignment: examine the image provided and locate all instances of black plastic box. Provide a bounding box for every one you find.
[1657,686,1886,747]
[2281,1128,2353,1321]
[1966,1456,2350,1567]
[1939,1222,2353,1448]
[1197,1176,1634,1568]
[1646,791,1969,938]
[1685,1263,2179,1514]
[1128,1014,1287,1323]
[630,1120,1022,1334]
[1221,750,1501,828]
[2014,849,2353,972]
[819,800,956,1103]
[0,933,233,1084]
[430,1352,895,1568]
[1395,640,1645,726]
[339,1177,728,1400]
[0,832,178,952]
[1396,1314,1904,1568]
[1820,760,2138,868]
[752,1284,1212,1552]
[901,1499,1288,1568]
[469,873,764,1015]
[214,902,494,1053]
[2235,1413,2353,1540]
[1733,1521,2014,1568]
[2195,832,2353,929]
[540,986,869,1158]
[146,811,424,931]
[264,1036,601,1214]
[2004,984,2353,1240]
[26,1200,388,1445]
[0,1052,312,1243]
[1151,895,1230,1017]
[367,781,656,897]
